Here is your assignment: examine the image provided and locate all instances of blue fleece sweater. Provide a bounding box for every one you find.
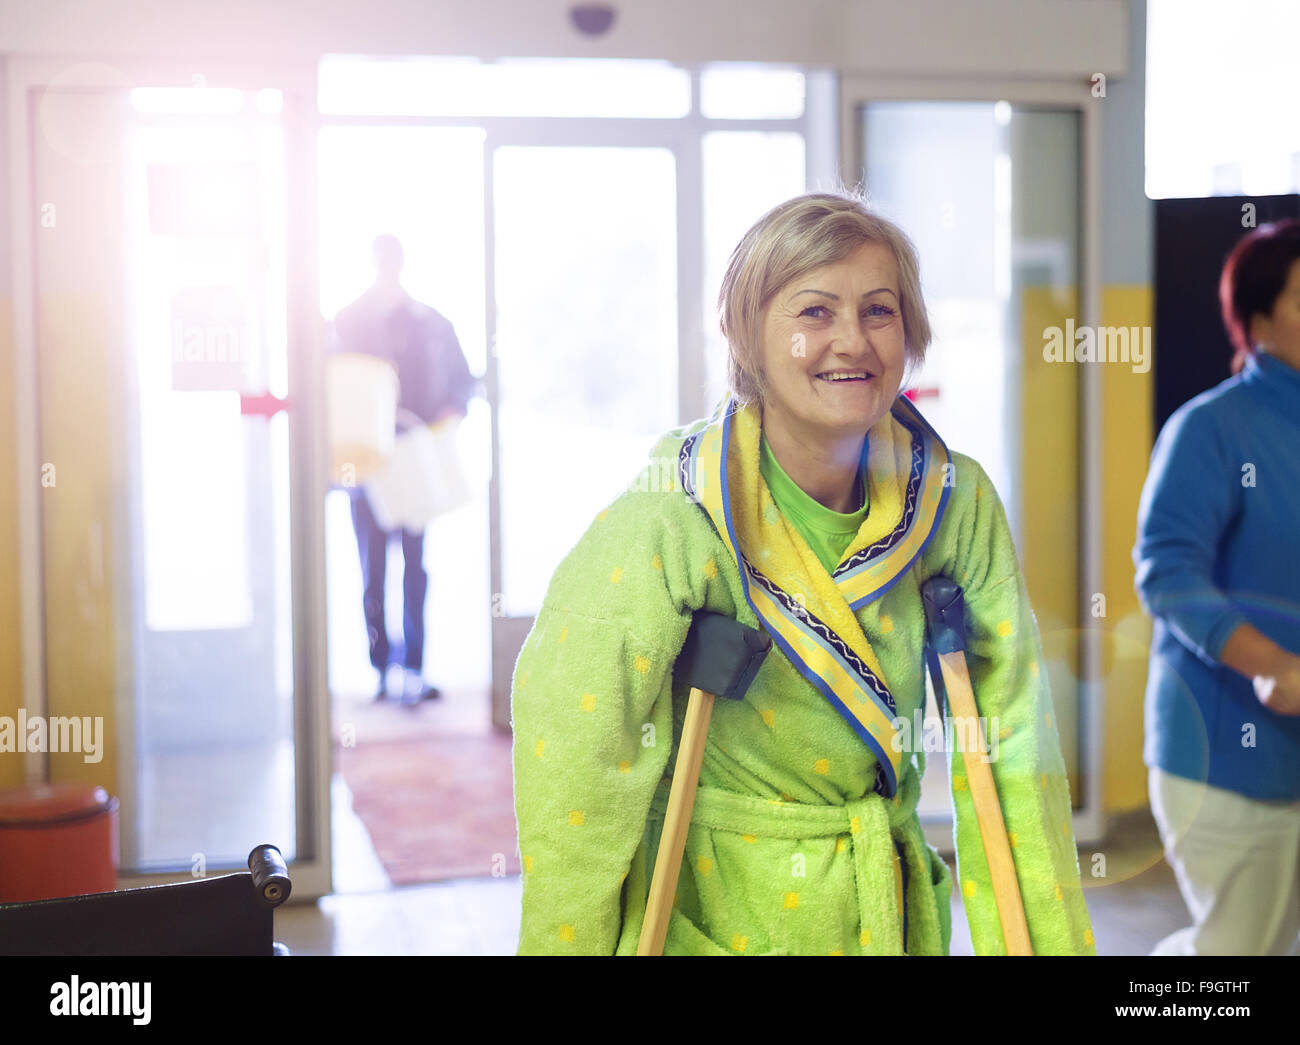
[1133,351,1300,800]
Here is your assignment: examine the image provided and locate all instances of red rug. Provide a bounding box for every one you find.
[336,729,520,885]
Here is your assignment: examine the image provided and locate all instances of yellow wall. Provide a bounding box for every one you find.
[1020,284,1155,815]
[30,89,127,795]
[0,298,24,790]
[1099,285,1154,813]
[1020,286,1082,798]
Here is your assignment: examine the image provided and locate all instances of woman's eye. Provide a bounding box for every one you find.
[799,303,896,320]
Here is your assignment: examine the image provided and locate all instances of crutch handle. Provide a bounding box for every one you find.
[921,576,1033,956]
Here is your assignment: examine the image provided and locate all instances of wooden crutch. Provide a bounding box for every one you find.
[637,611,772,956]
[921,576,1034,956]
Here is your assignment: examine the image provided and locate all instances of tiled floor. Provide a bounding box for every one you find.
[278,795,1193,956]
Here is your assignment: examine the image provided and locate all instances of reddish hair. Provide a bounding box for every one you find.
[1219,219,1300,375]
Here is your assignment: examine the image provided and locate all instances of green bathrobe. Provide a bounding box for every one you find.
[510,407,1096,956]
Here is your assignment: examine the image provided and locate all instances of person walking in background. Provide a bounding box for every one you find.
[332,234,478,705]
[1134,219,1300,955]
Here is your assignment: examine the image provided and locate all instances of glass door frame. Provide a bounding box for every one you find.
[481,120,698,731]
[320,69,837,732]
[6,56,333,898]
[839,74,1106,848]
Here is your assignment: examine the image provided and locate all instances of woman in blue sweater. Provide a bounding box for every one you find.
[1134,219,1300,956]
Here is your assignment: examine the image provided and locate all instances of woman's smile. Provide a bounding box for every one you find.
[814,369,875,384]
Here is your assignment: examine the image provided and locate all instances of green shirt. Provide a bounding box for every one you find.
[759,433,868,575]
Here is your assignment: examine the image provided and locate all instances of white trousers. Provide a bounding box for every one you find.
[1148,767,1300,956]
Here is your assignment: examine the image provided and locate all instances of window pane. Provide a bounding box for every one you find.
[319,55,691,118]
[700,64,805,119]
[702,131,806,408]
[494,146,678,618]
[1147,0,1300,197]
[124,110,296,869]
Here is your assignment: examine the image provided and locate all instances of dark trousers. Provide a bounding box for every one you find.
[349,489,427,673]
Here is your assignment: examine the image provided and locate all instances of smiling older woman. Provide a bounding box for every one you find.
[510,191,1095,956]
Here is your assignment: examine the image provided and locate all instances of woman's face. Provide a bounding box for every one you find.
[1251,257,1300,372]
[757,240,908,444]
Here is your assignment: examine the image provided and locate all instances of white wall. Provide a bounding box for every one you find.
[0,0,1127,76]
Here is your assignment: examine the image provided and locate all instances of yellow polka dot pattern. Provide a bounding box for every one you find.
[509,438,1100,957]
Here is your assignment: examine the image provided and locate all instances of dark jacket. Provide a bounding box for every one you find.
[331,290,478,425]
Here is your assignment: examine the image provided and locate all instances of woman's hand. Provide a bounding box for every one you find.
[1220,623,1300,715]
[1252,653,1300,716]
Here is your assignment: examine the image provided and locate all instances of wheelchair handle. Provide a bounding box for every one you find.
[248,844,292,908]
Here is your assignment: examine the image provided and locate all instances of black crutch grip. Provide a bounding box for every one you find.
[920,576,968,655]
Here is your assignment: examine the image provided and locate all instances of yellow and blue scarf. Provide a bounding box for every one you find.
[678,395,952,797]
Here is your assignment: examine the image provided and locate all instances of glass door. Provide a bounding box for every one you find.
[25,63,330,893]
[488,143,680,725]
[843,88,1100,845]
[126,90,297,872]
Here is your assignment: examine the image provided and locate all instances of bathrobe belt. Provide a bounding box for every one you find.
[649,773,934,955]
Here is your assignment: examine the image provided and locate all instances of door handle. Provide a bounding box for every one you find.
[240,392,292,418]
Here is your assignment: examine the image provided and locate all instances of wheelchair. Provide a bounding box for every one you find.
[0,843,292,956]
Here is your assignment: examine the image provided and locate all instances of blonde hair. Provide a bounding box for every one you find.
[717,189,931,406]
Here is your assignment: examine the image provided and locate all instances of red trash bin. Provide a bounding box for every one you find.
[0,783,120,903]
